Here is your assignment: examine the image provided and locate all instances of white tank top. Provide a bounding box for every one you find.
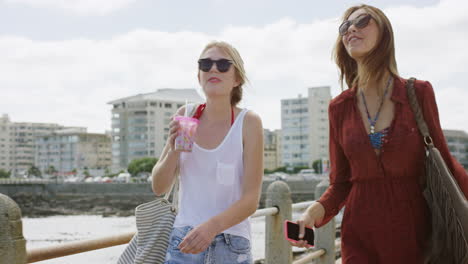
[174,108,251,241]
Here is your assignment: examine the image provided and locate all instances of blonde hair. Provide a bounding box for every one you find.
[333,4,399,93]
[199,41,248,106]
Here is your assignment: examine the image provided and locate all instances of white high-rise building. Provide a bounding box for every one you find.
[0,114,13,173]
[108,89,204,170]
[275,129,282,169]
[307,86,332,167]
[281,86,331,168]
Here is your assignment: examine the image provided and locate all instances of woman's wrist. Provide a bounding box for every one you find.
[307,202,325,219]
[166,149,180,160]
[205,218,223,235]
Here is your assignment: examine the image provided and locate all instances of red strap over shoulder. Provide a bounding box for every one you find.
[192,103,206,119]
[192,103,234,126]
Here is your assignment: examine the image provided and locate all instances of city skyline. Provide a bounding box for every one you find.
[1,0,467,133]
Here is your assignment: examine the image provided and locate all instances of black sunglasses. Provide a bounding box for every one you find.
[198,58,233,73]
[339,14,372,36]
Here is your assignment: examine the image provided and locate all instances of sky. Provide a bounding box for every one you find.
[1,0,467,133]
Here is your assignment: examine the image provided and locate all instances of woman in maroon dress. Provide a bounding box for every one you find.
[289,4,468,263]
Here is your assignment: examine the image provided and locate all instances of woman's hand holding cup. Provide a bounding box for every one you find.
[167,118,181,152]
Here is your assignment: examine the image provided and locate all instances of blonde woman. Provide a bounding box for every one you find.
[152,41,263,264]
[289,4,468,263]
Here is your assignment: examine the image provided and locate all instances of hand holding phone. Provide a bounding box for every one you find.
[284,220,314,247]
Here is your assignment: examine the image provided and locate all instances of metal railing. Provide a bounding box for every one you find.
[27,232,135,263]
[1,179,340,264]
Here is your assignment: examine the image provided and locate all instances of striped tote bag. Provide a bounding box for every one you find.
[117,178,179,264]
[117,104,196,264]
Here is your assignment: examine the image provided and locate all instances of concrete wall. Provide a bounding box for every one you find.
[0,182,153,197]
[0,180,319,199]
[0,179,322,215]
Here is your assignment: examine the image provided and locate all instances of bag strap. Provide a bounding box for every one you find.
[405,78,435,148]
[163,164,179,205]
[163,103,199,210]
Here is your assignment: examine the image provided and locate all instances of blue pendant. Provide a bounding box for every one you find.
[369,132,383,149]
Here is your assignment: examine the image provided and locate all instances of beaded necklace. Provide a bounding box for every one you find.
[361,77,392,149]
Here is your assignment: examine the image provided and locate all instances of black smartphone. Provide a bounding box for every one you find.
[284,220,315,246]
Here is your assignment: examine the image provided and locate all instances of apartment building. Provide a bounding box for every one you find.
[281,86,331,167]
[263,129,282,171]
[0,114,63,176]
[0,114,13,172]
[36,129,112,175]
[275,129,282,169]
[108,89,204,170]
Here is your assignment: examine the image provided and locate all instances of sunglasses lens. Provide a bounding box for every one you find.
[198,58,232,72]
[339,15,371,36]
[198,59,213,72]
[339,21,350,36]
[216,59,232,72]
[355,15,371,29]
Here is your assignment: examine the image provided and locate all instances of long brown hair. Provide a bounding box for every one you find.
[333,4,399,93]
[199,41,248,106]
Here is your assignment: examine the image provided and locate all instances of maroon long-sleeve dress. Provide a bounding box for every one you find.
[317,77,468,264]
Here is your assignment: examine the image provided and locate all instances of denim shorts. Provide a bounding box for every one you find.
[164,226,253,264]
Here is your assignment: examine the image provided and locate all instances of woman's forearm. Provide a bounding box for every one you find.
[205,193,259,234]
[151,148,180,195]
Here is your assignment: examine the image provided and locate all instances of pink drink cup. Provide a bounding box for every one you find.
[174,116,199,152]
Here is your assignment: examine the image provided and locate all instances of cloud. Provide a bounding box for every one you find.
[1,0,467,133]
[4,0,138,15]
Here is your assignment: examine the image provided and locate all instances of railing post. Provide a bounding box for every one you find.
[265,180,292,264]
[0,194,26,264]
[314,178,335,264]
